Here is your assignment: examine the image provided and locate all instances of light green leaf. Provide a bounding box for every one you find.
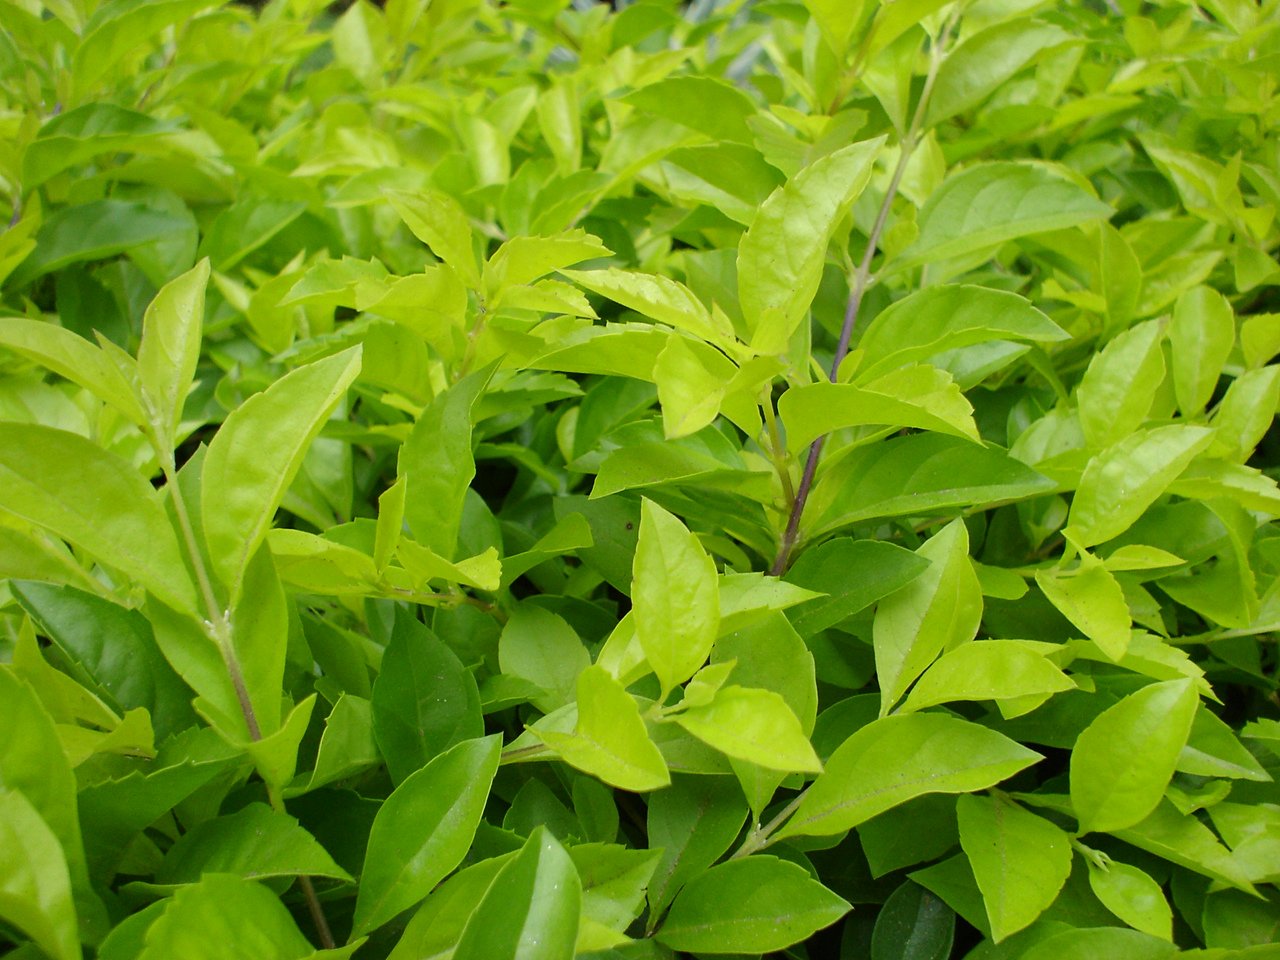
[352,735,501,938]
[1170,287,1234,418]
[874,519,982,716]
[572,844,661,933]
[1066,425,1215,548]
[777,714,1041,839]
[632,499,719,696]
[656,857,850,954]
[957,794,1072,942]
[1076,320,1165,449]
[137,258,210,449]
[155,802,351,884]
[623,76,758,145]
[659,143,784,227]
[739,138,884,353]
[899,640,1075,714]
[1035,552,1132,661]
[1017,927,1176,960]
[925,20,1073,126]
[202,347,362,599]
[484,230,610,296]
[387,191,481,289]
[0,788,79,960]
[244,694,315,792]
[894,163,1112,270]
[499,606,591,714]
[452,828,581,960]
[784,538,930,637]
[387,856,512,960]
[537,665,670,792]
[654,333,732,438]
[72,0,216,96]
[560,269,730,346]
[22,103,180,189]
[866,0,953,57]
[854,285,1067,382]
[137,873,313,960]
[673,685,821,773]
[803,0,868,56]
[285,694,379,796]
[1086,857,1173,941]
[1212,366,1280,462]
[0,423,196,613]
[1070,679,1199,834]
[1114,801,1256,892]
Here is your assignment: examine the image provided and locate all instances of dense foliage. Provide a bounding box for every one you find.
[2,0,1280,957]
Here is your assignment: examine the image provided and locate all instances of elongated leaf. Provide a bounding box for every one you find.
[0,424,196,612]
[72,0,218,95]
[452,828,581,960]
[804,0,868,56]
[658,857,849,953]
[673,685,821,773]
[22,103,181,188]
[1170,287,1234,418]
[900,640,1075,714]
[537,665,670,792]
[738,138,884,353]
[874,519,982,715]
[784,538,929,636]
[647,775,749,919]
[387,190,480,287]
[137,258,210,448]
[0,788,79,960]
[894,163,1112,270]
[560,268,729,345]
[352,735,501,938]
[1066,426,1215,548]
[1070,679,1199,834]
[957,794,1072,942]
[659,143,784,226]
[484,230,610,295]
[856,286,1067,382]
[371,609,482,785]
[1076,320,1165,449]
[632,499,719,696]
[1035,552,1132,661]
[202,347,362,598]
[776,714,1041,840]
[624,76,757,144]
[870,880,955,960]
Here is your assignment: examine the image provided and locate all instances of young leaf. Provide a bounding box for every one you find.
[899,640,1075,714]
[559,268,730,346]
[1086,857,1173,941]
[1065,426,1215,547]
[1169,287,1234,418]
[370,609,483,785]
[0,788,79,960]
[0,424,197,613]
[137,258,210,449]
[483,230,610,296]
[654,332,733,439]
[893,163,1112,270]
[738,138,884,354]
[352,734,501,938]
[673,685,822,773]
[452,828,581,960]
[387,190,481,288]
[957,794,1072,942]
[1070,679,1199,834]
[874,519,982,716]
[1076,320,1165,449]
[631,499,719,696]
[536,665,671,792]
[657,857,849,954]
[623,76,758,145]
[1035,552,1133,661]
[776,714,1042,840]
[202,347,362,599]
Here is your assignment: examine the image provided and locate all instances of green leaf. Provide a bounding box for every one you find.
[1015,927,1176,960]
[1114,801,1256,892]
[387,856,512,960]
[780,366,979,452]
[784,538,930,636]
[573,843,661,933]
[1065,425,1215,548]
[137,874,314,960]
[484,230,611,296]
[957,794,1072,942]
[229,543,290,736]
[866,0,952,57]
[1070,679,1199,834]
[72,0,217,96]
[0,423,196,613]
[370,609,483,785]
[623,76,758,145]
[155,802,351,884]
[202,347,362,599]
[899,640,1075,714]
[399,365,492,560]
[0,788,79,960]
[1076,320,1165,449]
[656,856,850,954]
[870,880,954,960]
[452,828,581,960]
[893,163,1112,270]
[1086,857,1173,941]
[352,734,501,938]
[1212,365,1280,462]
[809,433,1055,539]
[803,0,868,57]
[387,191,481,288]
[776,713,1041,840]
[874,519,982,715]
[654,333,733,439]
[632,499,719,696]
[537,665,671,792]
[1180,707,1272,782]
[659,143,785,227]
[560,269,730,345]
[1035,552,1133,661]
[499,605,591,714]
[738,138,884,353]
[137,258,210,448]
[22,103,181,189]
[1169,287,1234,418]
[646,776,748,922]
[925,20,1073,126]
[673,685,821,773]
[854,285,1067,383]
[286,694,379,796]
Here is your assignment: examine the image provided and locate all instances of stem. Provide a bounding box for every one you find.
[769,21,955,575]
[297,876,336,949]
[761,394,797,510]
[501,743,552,763]
[729,790,807,859]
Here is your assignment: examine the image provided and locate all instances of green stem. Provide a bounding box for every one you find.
[729,790,807,860]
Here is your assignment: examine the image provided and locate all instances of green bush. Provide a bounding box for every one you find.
[1,0,1279,957]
